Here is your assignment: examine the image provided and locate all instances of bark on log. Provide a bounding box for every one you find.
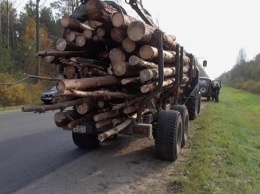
[112,117,125,126]
[112,95,145,110]
[127,20,176,50]
[128,55,158,69]
[93,110,123,122]
[67,111,98,129]
[88,68,109,76]
[70,57,109,67]
[37,50,87,57]
[98,118,133,142]
[112,12,136,28]
[57,75,120,91]
[22,98,89,113]
[140,79,175,93]
[112,61,140,77]
[110,27,127,43]
[139,45,176,62]
[60,17,93,33]
[123,104,138,114]
[59,89,130,99]
[139,67,176,82]
[86,0,118,22]
[122,37,136,53]
[95,119,113,129]
[54,110,79,128]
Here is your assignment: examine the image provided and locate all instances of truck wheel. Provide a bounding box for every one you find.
[72,132,99,149]
[155,110,182,161]
[186,97,198,120]
[171,105,189,148]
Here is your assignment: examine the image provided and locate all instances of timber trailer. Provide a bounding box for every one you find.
[22,0,202,162]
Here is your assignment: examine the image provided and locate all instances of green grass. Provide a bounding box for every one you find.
[171,86,260,194]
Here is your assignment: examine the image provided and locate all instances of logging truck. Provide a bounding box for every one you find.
[22,0,203,162]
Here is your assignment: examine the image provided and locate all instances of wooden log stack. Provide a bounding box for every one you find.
[22,0,192,142]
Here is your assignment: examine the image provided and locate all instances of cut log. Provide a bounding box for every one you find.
[127,20,176,50]
[54,110,79,128]
[141,79,175,93]
[86,0,118,22]
[112,95,145,110]
[123,104,138,114]
[22,98,90,113]
[139,67,176,82]
[75,35,87,47]
[75,99,97,115]
[98,118,133,142]
[43,56,60,64]
[95,119,113,129]
[56,38,80,51]
[93,110,123,122]
[37,50,87,57]
[112,117,125,126]
[112,12,136,28]
[59,89,130,99]
[67,111,98,129]
[63,66,76,79]
[139,45,176,62]
[110,27,127,43]
[83,29,94,39]
[128,55,157,69]
[70,57,109,67]
[66,31,82,42]
[122,37,136,53]
[60,17,93,33]
[89,68,109,76]
[96,27,106,38]
[112,61,140,77]
[88,19,103,29]
[57,75,120,91]
[109,47,126,63]
[121,77,140,85]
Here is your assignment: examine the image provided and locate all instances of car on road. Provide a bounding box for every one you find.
[41,86,58,104]
[198,77,212,101]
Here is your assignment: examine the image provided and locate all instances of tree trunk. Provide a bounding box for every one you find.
[112,61,140,77]
[110,27,127,43]
[121,77,140,85]
[139,67,176,82]
[60,17,93,33]
[128,55,158,69]
[122,37,136,53]
[93,110,123,122]
[109,47,126,63]
[37,50,87,57]
[98,118,133,142]
[112,12,136,28]
[54,110,79,128]
[139,45,176,62]
[57,75,120,91]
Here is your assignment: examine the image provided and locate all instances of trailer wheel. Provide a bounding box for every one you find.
[171,105,189,148]
[72,132,99,149]
[186,96,198,120]
[155,110,182,161]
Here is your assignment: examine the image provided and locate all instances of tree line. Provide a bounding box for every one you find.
[218,48,260,94]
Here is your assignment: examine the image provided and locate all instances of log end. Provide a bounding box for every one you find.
[122,37,136,53]
[127,21,145,41]
[112,12,124,28]
[139,45,155,60]
[57,81,66,91]
[56,38,67,51]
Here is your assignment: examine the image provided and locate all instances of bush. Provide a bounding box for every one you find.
[0,73,49,107]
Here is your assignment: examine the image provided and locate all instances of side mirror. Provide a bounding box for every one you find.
[203,60,207,67]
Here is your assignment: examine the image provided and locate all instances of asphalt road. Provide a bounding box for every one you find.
[0,111,86,194]
[0,102,207,194]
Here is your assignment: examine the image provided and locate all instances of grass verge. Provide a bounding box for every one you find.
[170,86,260,194]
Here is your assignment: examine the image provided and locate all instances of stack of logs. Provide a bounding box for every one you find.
[22,0,191,142]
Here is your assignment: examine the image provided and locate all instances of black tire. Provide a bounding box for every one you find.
[155,110,182,161]
[186,96,198,120]
[172,105,189,148]
[72,132,99,149]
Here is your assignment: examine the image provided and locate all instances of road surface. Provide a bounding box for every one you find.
[0,102,206,194]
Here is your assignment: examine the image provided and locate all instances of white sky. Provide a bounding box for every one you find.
[17,0,260,79]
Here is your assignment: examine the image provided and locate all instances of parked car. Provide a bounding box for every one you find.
[198,77,212,101]
[41,86,58,104]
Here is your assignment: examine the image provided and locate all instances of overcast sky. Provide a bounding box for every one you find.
[17,0,260,79]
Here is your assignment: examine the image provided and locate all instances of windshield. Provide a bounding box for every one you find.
[50,86,57,91]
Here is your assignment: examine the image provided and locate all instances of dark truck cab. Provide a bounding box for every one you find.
[199,77,212,101]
